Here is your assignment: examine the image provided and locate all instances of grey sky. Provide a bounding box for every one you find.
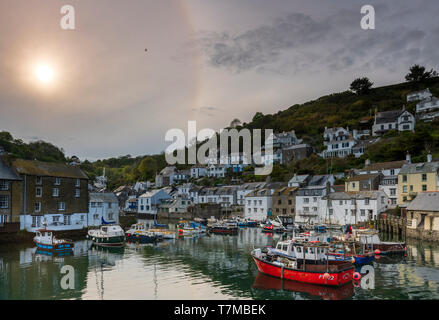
[0,0,438,160]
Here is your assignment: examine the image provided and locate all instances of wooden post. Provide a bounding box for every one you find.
[303,244,306,271]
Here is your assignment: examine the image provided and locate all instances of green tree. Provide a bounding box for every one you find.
[350,77,374,95]
[405,64,437,83]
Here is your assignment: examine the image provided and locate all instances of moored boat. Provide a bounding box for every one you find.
[33,229,74,253]
[125,222,162,243]
[88,224,126,247]
[208,223,238,235]
[251,241,354,286]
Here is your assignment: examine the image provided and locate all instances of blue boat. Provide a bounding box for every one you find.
[326,252,375,265]
[33,230,74,253]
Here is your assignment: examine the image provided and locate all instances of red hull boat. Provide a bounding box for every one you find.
[252,252,354,286]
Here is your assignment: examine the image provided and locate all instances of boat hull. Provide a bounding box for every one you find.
[89,235,125,247]
[252,255,354,286]
[209,227,238,235]
[34,241,74,252]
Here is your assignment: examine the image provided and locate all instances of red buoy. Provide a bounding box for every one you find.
[374,249,381,255]
[353,272,361,281]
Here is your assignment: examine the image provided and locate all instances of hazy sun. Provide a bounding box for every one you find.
[34,64,55,84]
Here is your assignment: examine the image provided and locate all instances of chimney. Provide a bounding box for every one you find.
[427,151,432,163]
[406,151,411,164]
[365,159,371,167]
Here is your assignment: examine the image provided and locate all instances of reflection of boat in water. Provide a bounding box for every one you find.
[125,223,162,243]
[90,242,125,255]
[252,272,354,300]
[36,248,73,257]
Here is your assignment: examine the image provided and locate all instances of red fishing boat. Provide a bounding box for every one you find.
[251,242,354,286]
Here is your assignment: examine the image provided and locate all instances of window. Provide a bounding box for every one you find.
[360,209,365,216]
[80,215,85,221]
[58,202,66,211]
[329,209,333,215]
[93,214,99,219]
[75,179,80,187]
[53,216,60,222]
[304,207,309,212]
[108,213,114,220]
[55,178,61,185]
[313,197,317,202]
[365,198,370,205]
[75,189,80,198]
[108,202,113,208]
[391,199,397,205]
[351,199,355,205]
[63,215,71,225]
[345,209,348,215]
[390,188,396,196]
[304,198,309,203]
[36,176,42,185]
[351,209,355,216]
[291,208,294,213]
[422,174,427,182]
[403,196,407,202]
[403,185,408,193]
[402,175,407,182]
[277,199,281,205]
[53,188,59,197]
[422,185,427,191]
[0,180,9,191]
[410,185,413,191]
[352,183,356,188]
[313,207,317,212]
[247,200,251,205]
[339,200,343,205]
[259,200,262,205]
[36,187,42,197]
[390,169,395,175]
[288,200,292,205]
[381,196,385,204]
[35,202,41,212]
[0,195,9,208]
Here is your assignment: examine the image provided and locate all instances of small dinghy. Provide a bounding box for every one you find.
[33,229,74,253]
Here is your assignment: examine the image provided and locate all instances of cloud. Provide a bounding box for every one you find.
[197,5,438,76]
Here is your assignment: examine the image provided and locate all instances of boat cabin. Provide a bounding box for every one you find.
[272,240,327,261]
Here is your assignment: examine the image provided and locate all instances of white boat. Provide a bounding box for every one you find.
[88,225,126,247]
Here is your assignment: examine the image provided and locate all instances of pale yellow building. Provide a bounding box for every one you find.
[398,161,439,205]
[407,192,439,231]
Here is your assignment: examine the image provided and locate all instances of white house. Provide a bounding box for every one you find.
[372,108,415,136]
[190,165,208,178]
[177,183,194,196]
[295,175,334,224]
[216,186,238,208]
[207,164,229,178]
[138,189,172,214]
[236,182,267,206]
[244,188,273,221]
[326,191,389,225]
[89,192,120,226]
[407,88,432,102]
[321,127,358,158]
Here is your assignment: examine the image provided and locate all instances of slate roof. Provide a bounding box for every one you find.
[12,159,88,179]
[89,192,118,202]
[346,173,382,182]
[399,161,439,174]
[407,192,439,212]
[327,191,384,200]
[375,110,404,124]
[363,160,407,172]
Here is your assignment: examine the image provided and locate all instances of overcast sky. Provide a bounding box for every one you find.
[0,0,438,160]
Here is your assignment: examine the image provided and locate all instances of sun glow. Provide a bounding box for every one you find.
[34,64,55,84]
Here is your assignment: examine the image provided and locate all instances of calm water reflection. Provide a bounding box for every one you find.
[1,226,439,300]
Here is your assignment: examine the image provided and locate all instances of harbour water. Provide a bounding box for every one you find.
[1,223,439,300]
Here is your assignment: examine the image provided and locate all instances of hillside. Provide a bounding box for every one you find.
[3,76,439,188]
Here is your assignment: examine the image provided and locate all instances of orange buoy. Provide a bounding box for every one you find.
[351,257,356,264]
